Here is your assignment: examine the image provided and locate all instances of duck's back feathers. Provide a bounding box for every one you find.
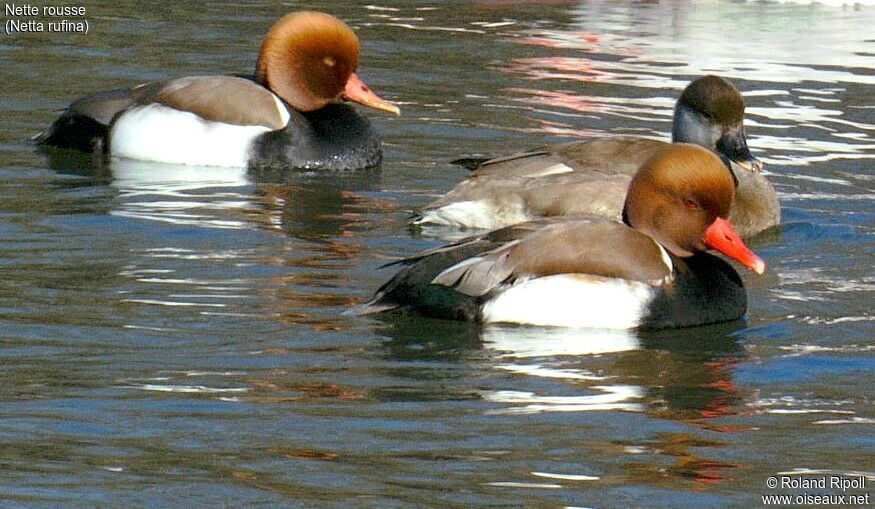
[464,137,666,179]
[431,219,672,297]
[148,76,289,130]
[354,218,675,322]
[416,138,667,230]
[36,77,288,153]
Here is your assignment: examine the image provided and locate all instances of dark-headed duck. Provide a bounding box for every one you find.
[355,144,765,329]
[415,75,779,238]
[35,11,400,171]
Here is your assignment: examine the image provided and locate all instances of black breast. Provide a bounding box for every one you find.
[249,103,383,172]
[641,253,747,329]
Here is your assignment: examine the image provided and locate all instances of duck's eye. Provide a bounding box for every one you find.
[684,198,700,210]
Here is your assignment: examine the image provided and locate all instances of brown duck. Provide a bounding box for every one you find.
[415,76,779,238]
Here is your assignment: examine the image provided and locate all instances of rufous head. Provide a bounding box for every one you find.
[624,144,765,274]
[256,11,399,114]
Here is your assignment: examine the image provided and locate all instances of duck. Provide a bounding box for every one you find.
[353,144,765,329]
[35,11,400,171]
[414,75,779,238]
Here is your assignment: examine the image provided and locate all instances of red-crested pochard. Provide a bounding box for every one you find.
[354,144,765,329]
[35,11,400,171]
[415,75,779,238]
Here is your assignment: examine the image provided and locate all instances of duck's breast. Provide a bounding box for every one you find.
[250,103,382,171]
[642,253,747,329]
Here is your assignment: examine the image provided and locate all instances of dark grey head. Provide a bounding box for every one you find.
[671,75,762,173]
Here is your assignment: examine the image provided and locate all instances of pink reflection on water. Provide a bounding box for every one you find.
[506,87,616,119]
[499,117,603,139]
[503,56,603,82]
[514,31,602,50]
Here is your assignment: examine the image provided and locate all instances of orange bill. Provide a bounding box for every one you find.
[704,217,766,274]
[343,73,400,115]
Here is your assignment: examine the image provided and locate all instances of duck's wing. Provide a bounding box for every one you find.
[431,219,672,297]
[352,218,673,316]
[35,75,288,153]
[416,138,668,230]
[349,219,563,315]
[415,171,631,229]
[147,76,288,130]
[462,137,667,179]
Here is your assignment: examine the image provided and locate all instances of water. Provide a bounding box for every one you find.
[1,1,874,507]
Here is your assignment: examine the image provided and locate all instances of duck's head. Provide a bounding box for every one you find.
[672,75,761,173]
[256,11,399,115]
[623,144,765,274]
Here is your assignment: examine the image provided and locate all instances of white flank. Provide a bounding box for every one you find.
[110,104,272,167]
[415,200,529,229]
[527,162,574,177]
[272,94,291,127]
[481,274,656,329]
[433,255,486,280]
[657,244,673,273]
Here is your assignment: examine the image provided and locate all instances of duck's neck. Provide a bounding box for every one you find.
[671,103,737,176]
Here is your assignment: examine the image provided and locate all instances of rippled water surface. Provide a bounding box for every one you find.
[2,1,874,507]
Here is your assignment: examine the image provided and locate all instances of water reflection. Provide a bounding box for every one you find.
[618,432,739,486]
[37,150,400,335]
[250,168,391,242]
[372,311,752,484]
[485,323,748,423]
[109,159,253,228]
[479,1,875,169]
[39,146,393,236]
